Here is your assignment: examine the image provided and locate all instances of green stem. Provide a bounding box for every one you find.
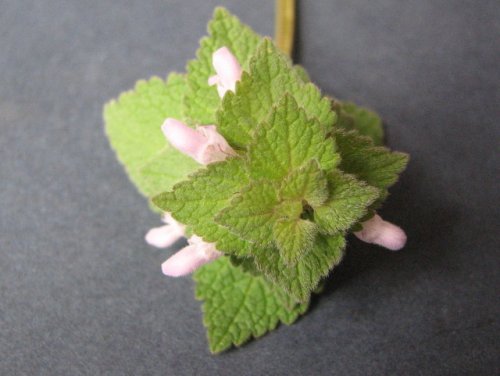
[275,0,296,57]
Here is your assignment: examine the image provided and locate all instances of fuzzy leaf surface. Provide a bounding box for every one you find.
[334,100,384,145]
[314,172,379,235]
[217,39,336,149]
[215,180,282,246]
[279,159,329,208]
[334,130,409,193]
[194,257,309,353]
[253,234,346,302]
[104,74,200,197]
[247,95,338,180]
[185,8,261,124]
[152,158,253,256]
[273,219,318,266]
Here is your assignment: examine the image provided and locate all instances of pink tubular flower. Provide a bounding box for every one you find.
[354,214,407,251]
[208,47,242,98]
[145,213,185,248]
[149,47,242,276]
[161,118,236,165]
[161,236,222,277]
[150,108,236,274]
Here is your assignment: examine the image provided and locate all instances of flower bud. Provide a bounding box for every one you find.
[354,214,407,251]
[208,47,242,98]
[162,118,207,161]
[161,236,222,277]
[145,213,185,248]
[162,118,235,165]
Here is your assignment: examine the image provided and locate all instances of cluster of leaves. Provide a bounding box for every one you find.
[104,8,408,353]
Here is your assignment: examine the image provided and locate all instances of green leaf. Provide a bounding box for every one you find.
[247,95,339,180]
[293,64,311,83]
[104,6,410,355]
[152,158,253,256]
[273,219,318,266]
[228,254,262,276]
[185,7,261,124]
[314,171,379,235]
[275,200,303,219]
[333,100,384,145]
[104,73,200,197]
[194,256,309,354]
[215,180,281,246]
[280,159,329,208]
[215,161,331,266]
[334,130,409,192]
[217,39,336,149]
[138,146,200,196]
[253,234,345,302]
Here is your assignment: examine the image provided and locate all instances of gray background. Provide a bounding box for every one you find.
[1,0,499,375]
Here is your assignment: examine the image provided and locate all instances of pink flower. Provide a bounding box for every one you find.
[150,88,238,275]
[156,119,235,275]
[161,118,236,165]
[354,214,407,251]
[145,213,185,248]
[208,47,242,98]
[161,236,222,277]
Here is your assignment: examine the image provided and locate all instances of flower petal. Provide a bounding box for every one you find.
[145,224,183,248]
[355,214,407,251]
[212,47,242,89]
[162,118,208,161]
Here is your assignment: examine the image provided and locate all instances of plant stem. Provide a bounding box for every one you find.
[275,0,296,57]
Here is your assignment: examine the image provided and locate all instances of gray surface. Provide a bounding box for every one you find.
[1,0,499,375]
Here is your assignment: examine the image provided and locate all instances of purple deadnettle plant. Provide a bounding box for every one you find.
[104,8,408,353]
